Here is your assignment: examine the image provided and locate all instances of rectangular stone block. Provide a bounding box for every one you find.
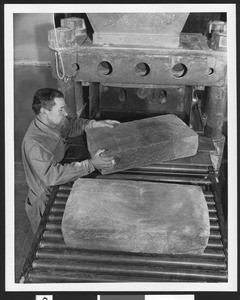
[62,179,210,255]
[86,114,198,174]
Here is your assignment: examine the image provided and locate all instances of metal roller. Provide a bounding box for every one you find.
[38,238,226,259]
[53,198,68,205]
[49,201,217,217]
[27,269,197,282]
[27,269,121,282]
[48,212,219,222]
[123,164,210,174]
[97,173,212,186]
[35,248,226,270]
[45,219,220,232]
[53,190,216,203]
[41,229,222,244]
[31,259,227,282]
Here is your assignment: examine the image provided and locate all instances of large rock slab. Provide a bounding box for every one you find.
[62,178,210,255]
[86,114,198,175]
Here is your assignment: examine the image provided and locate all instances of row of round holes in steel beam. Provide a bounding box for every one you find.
[97,61,214,78]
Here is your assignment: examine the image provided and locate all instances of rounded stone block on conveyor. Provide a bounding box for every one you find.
[86,114,199,175]
[62,179,210,255]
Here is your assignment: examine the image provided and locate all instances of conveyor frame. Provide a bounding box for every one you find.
[20,155,228,283]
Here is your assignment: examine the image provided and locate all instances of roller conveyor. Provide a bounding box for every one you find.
[20,162,228,283]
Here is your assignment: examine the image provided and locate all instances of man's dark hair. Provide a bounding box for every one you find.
[32,88,64,115]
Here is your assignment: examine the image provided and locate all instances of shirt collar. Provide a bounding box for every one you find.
[35,117,62,140]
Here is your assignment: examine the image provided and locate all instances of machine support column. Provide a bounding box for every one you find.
[75,82,85,117]
[204,85,227,173]
[204,85,227,140]
[58,79,77,118]
[89,83,100,119]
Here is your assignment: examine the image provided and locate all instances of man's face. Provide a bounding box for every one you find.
[45,97,68,126]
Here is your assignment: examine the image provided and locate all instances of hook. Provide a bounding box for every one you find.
[54,51,65,80]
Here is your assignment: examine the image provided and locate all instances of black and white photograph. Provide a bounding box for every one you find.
[4,2,237,295]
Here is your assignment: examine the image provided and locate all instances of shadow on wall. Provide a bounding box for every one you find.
[34,20,55,62]
[14,13,55,62]
[14,65,58,162]
[14,13,58,162]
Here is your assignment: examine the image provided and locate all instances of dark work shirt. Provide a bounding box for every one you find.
[21,117,95,206]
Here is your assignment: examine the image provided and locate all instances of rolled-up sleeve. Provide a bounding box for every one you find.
[27,141,95,186]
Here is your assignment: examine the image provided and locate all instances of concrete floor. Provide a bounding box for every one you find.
[15,163,34,282]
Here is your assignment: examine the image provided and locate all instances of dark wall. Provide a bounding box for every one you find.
[14,14,58,162]
[14,65,58,162]
[182,12,223,33]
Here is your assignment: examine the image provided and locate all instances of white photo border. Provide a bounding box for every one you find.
[5,3,237,292]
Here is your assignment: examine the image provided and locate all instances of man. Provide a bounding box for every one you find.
[22,87,119,233]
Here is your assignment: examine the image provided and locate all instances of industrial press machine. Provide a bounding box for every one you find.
[20,13,228,283]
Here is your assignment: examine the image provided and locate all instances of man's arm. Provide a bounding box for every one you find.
[60,117,92,138]
[27,141,95,186]
[86,119,120,129]
[61,117,120,138]
[26,141,115,186]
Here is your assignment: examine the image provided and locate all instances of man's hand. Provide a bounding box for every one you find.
[90,149,116,171]
[92,119,120,128]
